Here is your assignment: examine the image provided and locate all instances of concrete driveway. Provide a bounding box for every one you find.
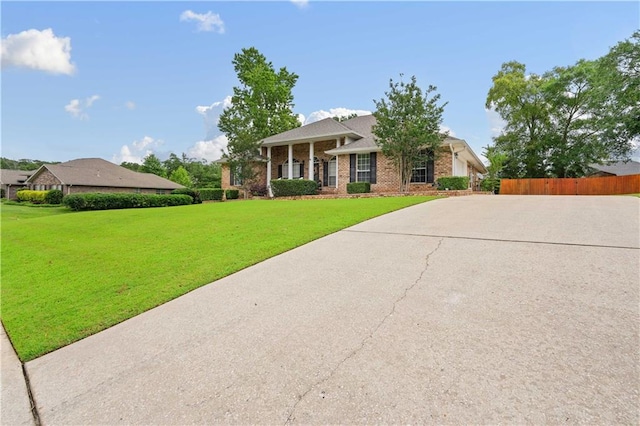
[9,195,640,424]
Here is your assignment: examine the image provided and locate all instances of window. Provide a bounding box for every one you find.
[356,154,370,182]
[282,159,302,179]
[231,166,243,186]
[327,157,337,186]
[411,150,435,183]
[156,189,166,194]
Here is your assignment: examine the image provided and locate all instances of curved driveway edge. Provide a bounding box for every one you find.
[23,195,640,424]
[1,324,35,425]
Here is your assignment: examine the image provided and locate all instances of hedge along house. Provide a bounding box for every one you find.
[221,115,487,195]
[23,158,184,197]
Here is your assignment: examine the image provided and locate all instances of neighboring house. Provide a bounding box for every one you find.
[588,160,640,177]
[220,115,487,195]
[5,158,184,199]
[0,169,33,199]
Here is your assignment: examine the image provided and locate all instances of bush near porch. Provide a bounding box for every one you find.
[436,176,470,190]
[347,182,371,194]
[270,179,318,197]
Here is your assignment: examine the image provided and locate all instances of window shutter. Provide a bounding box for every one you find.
[229,166,235,186]
[300,161,304,178]
[350,154,356,183]
[278,165,282,179]
[370,152,377,184]
[427,158,435,183]
[323,161,328,186]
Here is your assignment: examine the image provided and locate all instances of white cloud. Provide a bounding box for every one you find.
[64,95,100,120]
[297,113,306,126]
[303,107,372,125]
[125,101,136,110]
[291,0,309,8]
[187,135,229,162]
[485,108,507,137]
[180,10,225,33]
[113,136,164,164]
[196,95,232,140]
[1,28,75,75]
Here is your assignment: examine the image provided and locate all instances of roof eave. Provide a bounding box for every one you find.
[261,131,364,147]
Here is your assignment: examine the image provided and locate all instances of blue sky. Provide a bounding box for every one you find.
[2,1,638,165]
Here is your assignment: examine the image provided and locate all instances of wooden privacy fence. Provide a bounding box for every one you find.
[500,175,640,195]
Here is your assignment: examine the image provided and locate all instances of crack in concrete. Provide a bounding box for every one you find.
[21,364,41,426]
[284,237,444,425]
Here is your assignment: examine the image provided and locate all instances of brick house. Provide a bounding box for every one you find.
[0,169,32,199]
[221,115,487,195]
[14,158,183,198]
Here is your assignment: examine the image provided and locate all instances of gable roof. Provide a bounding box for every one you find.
[25,158,184,189]
[0,169,33,185]
[260,117,363,146]
[589,160,640,176]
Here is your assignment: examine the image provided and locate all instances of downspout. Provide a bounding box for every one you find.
[449,144,455,176]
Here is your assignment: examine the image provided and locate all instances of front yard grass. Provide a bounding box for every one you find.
[1,196,438,361]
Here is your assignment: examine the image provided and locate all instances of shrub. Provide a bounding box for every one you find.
[171,188,202,204]
[347,182,371,194]
[480,178,500,194]
[225,189,240,200]
[270,179,318,197]
[44,189,64,205]
[436,176,469,190]
[199,187,224,201]
[63,193,192,211]
[16,190,47,204]
[249,183,268,197]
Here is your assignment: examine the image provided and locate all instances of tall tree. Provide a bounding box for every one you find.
[218,47,300,196]
[486,61,549,178]
[372,74,447,192]
[140,154,167,178]
[169,166,193,187]
[486,32,639,178]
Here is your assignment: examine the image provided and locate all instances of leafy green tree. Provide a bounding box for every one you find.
[218,47,300,196]
[141,154,167,178]
[120,161,141,172]
[163,153,186,177]
[486,61,549,178]
[480,145,507,193]
[186,160,221,188]
[169,166,193,187]
[372,74,447,192]
[486,32,639,178]
[332,113,358,122]
[594,30,639,157]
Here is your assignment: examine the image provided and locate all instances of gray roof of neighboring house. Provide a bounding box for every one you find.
[0,169,33,185]
[589,160,640,176]
[25,158,184,189]
[260,117,363,146]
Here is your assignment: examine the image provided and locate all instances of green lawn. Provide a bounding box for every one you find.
[1,196,438,361]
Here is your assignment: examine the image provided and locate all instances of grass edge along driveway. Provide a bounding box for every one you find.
[2,196,438,361]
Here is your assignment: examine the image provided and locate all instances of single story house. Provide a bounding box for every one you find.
[588,160,640,177]
[0,169,33,199]
[4,158,183,199]
[221,115,487,195]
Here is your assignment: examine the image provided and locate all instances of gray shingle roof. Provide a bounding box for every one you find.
[26,158,184,189]
[589,160,640,176]
[0,169,33,185]
[260,118,363,146]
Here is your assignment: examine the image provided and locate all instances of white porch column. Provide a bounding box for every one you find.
[288,144,293,179]
[309,142,314,180]
[266,146,273,197]
[336,138,340,148]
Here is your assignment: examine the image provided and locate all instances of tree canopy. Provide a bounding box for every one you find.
[219,47,300,193]
[372,74,447,192]
[486,31,639,178]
